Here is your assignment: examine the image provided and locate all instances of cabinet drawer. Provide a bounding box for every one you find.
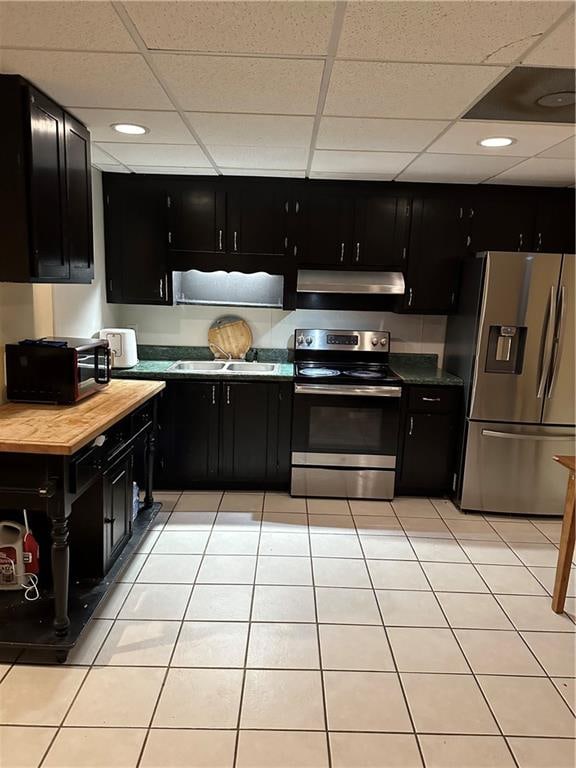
[408,387,460,413]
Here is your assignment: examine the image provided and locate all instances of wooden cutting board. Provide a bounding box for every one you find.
[208,316,253,360]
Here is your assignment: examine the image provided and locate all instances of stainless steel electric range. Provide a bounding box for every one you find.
[291,329,402,500]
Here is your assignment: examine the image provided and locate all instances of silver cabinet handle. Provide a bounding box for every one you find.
[402,246,407,260]
[295,201,300,213]
[211,385,216,405]
[537,285,556,398]
[233,232,238,252]
[293,245,298,257]
[226,385,230,405]
[466,235,471,248]
[285,201,289,213]
[408,287,413,307]
[218,229,223,250]
[409,416,414,436]
[469,207,475,218]
[295,384,401,398]
[159,278,163,299]
[422,397,441,402]
[340,242,345,263]
[537,231,542,250]
[518,232,524,251]
[168,231,172,245]
[482,429,575,442]
[547,285,565,399]
[355,242,360,262]
[284,236,288,249]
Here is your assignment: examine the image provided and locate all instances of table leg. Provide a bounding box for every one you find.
[48,498,70,635]
[143,397,157,510]
[552,471,575,614]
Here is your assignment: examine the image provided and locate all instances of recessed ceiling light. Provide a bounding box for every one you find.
[111,123,149,135]
[478,136,515,148]
[536,91,576,108]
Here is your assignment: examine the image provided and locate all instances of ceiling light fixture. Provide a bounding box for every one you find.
[111,123,149,135]
[536,91,576,108]
[478,136,515,148]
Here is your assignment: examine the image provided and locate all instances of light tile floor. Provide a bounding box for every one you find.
[0,492,575,768]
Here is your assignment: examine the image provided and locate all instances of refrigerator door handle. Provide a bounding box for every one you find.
[482,429,575,442]
[537,285,556,399]
[547,285,565,399]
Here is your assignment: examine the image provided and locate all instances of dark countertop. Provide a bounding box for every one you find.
[389,362,463,386]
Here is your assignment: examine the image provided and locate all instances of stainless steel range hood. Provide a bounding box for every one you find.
[297,270,405,295]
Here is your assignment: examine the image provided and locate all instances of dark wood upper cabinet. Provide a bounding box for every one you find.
[168,180,226,254]
[465,188,536,254]
[353,193,412,267]
[300,185,355,265]
[226,181,291,257]
[534,190,575,254]
[0,74,93,283]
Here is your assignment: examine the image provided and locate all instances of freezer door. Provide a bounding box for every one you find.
[543,254,575,426]
[470,252,562,423]
[461,421,576,515]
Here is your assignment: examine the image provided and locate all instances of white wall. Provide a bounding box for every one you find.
[52,169,119,338]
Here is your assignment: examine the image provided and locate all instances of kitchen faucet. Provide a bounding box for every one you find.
[211,342,233,361]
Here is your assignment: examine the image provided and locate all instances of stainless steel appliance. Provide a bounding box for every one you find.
[446,251,575,516]
[291,329,402,499]
[5,337,111,404]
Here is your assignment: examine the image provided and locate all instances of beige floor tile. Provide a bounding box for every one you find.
[185,583,253,621]
[367,560,430,590]
[437,593,513,629]
[349,499,396,516]
[0,665,9,683]
[422,562,488,592]
[220,492,264,513]
[456,629,545,676]
[264,492,307,514]
[389,626,469,673]
[150,511,170,531]
[360,535,416,560]
[0,726,56,768]
[430,498,463,519]
[206,531,259,555]
[319,624,394,671]
[447,519,502,541]
[197,555,256,584]
[214,512,262,531]
[324,671,412,732]
[490,522,548,544]
[136,553,201,584]
[93,582,132,619]
[496,595,576,632]
[94,620,179,666]
[237,730,329,768]
[64,620,113,666]
[116,552,148,582]
[252,585,316,622]
[316,587,381,625]
[460,541,522,565]
[330,733,422,768]
[247,623,319,669]
[507,737,576,768]
[118,583,191,620]
[419,735,515,768]
[392,497,439,518]
[259,531,310,556]
[353,515,405,535]
[172,621,249,667]
[155,492,182,512]
[261,512,308,532]
[152,530,209,554]
[241,669,325,729]
[141,729,236,768]
[521,632,576,676]
[164,511,216,531]
[402,673,499,734]
[313,557,371,588]
[509,543,562,567]
[401,517,453,538]
[307,498,350,515]
[153,668,243,728]
[308,514,356,534]
[65,667,164,727]
[0,666,86,726]
[43,727,146,768]
[476,564,547,596]
[553,678,575,712]
[256,555,312,586]
[532,521,562,544]
[174,491,222,512]
[410,537,468,562]
[135,530,161,554]
[310,533,362,558]
[478,676,575,736]
[377,589,448,627]
[529,566,576,597]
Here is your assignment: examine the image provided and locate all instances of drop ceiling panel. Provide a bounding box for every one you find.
[0,50,172,109]
[70,109,195,144]
[127,166,217,176]
[311,150,416,176]
[325,61,505,119]
[489,157,576,186]
[97,143,211,167]
[220,168,306,178]
[153,53,323,114]
[207,146,308,170]
[0,1,137,51]
[428,121,576,156]
[538,136,576,158]
[95,164,130,174]
[91,145,122,166]
[317,117,449,152]
[523,12,576,67]
[397,153,522,183]
[337,1,569,64]
[126,1,335,56]
[188,113,314,147]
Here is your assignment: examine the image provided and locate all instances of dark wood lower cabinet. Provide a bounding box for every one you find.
[103,449,134,570]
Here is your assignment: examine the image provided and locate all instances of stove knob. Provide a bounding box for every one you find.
[305,336,313,345]
[380,338,387,347]
[297,335,305,345]
[371,337,378,346]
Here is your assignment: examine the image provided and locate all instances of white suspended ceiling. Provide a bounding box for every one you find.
[0,1,574,186]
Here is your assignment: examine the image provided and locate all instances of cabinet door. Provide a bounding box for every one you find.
[467,190,535,253]
[265,382,293,485]
[28,88,68,280]
[534,191,575,254]
[103,450,133,570]
[404,195,464,313]
[227,182,290,256]
[400,413,455,494]
[162,381,220,488]
[104,175,171,304]
[220,382,272,484]
[301,186,355,265]
[64,113,93,283]
[354,194,411,267]
[169,181,226,253]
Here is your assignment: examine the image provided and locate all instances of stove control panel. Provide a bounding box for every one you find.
[295,329,390,353]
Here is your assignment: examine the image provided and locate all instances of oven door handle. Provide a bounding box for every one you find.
[294,384,402,398]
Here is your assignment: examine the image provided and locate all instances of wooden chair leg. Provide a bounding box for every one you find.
[552,472,575,614]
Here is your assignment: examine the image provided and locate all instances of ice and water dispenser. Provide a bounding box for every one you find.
[485,325,526,374]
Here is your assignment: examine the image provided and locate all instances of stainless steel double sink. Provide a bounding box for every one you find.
[167,360,278,374]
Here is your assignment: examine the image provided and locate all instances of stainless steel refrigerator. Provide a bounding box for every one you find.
[446,251,575,516]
